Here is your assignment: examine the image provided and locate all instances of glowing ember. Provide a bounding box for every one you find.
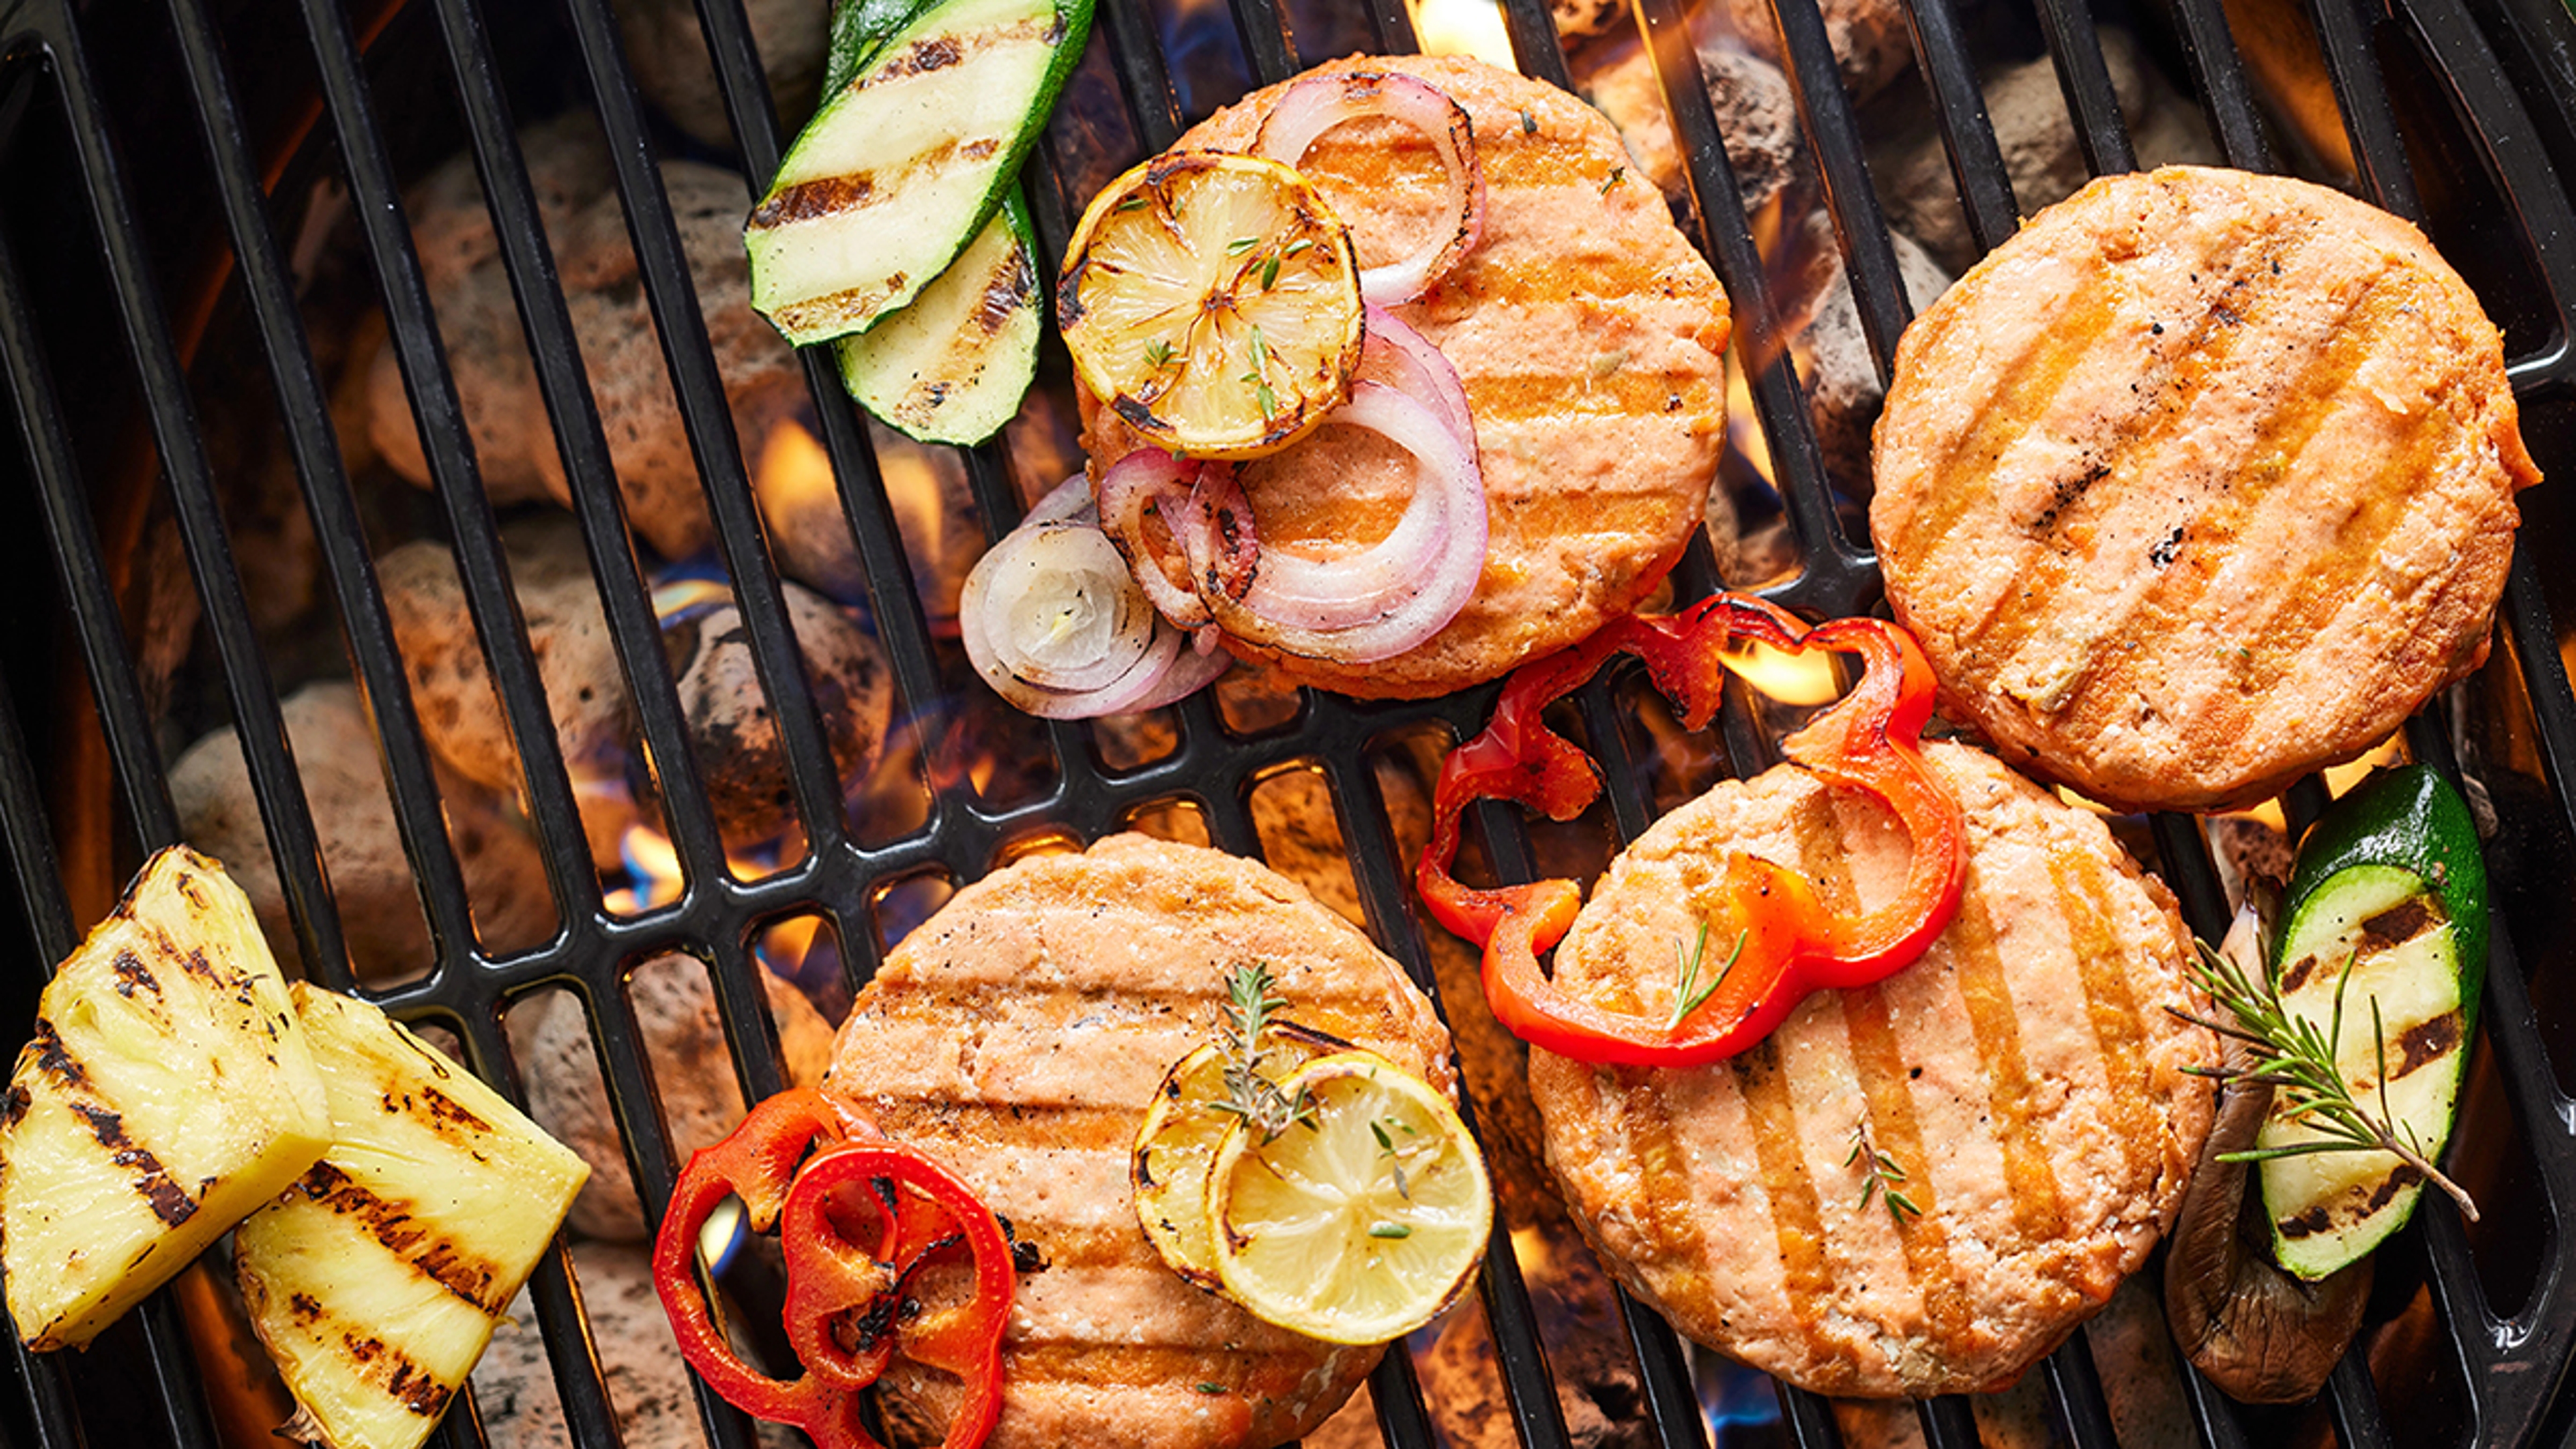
[1413,0,1517,68]
[1720,637,1839,704]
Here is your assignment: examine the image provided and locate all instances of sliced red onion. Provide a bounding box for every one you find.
[960,476,1229,718]
[1097,449,1212,627]
[1255,72,1485,306]
[1203,380,1487,663]
[1363,305,1474,450]
[1169,462,1258,606]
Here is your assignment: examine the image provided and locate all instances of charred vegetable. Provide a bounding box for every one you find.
[0,847,332,1352]
[2166,908,2373,1403]
[747,0,1092,346]
[2249,765,2485,1279]
[835,185,1040,444]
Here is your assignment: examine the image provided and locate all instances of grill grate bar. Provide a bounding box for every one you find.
[1915,1391,1982,1447]
[1636,0,1876,616]
[2167,0,2278,168]
[424,0,743,910]
[1100,0,1182,151]
[2043,1338,2120,1445]
[294,0,610,911]
[1766,0,1917,381]
[1893,0,2023,255]
[561,0,854,861]
[1369,0,1419,54]
[1228,0,1300,85]
[162,0,486,967]
[1499,0,1575,91]
[2030,0,2139,173]
[2308,0,2424,217]
[44,5,356,1000]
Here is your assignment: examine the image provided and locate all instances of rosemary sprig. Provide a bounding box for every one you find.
[1668,920,1748,1030]
[1210,963,1314,1143]
[2178,937,2479,1221]
[1845,1121,1920,1226]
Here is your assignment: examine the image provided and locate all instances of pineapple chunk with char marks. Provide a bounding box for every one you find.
[0,845,331,1352]
[238,985,586,1449]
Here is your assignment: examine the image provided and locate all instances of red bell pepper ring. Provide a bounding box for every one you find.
[651,1087,1015,1449]
[1416,595,1966,1069]
[780,1143,1015,1447]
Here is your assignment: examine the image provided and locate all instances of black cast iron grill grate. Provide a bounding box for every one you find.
[1,0,2573,1444]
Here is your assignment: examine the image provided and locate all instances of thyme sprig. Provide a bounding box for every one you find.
[1668,920,1749,1030]
[2178,936,2478,1221]
[1845,1121,1920,1226]
[1211,963,1314,1144]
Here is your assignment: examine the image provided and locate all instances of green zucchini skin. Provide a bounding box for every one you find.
[837,186,1040,445]
[823,0,941,98]
[747,0,1093,347]
[2258,764,2488,1279]
[2282,765,2487,1026]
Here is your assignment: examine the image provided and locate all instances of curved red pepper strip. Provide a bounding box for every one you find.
[1416,596,1965,1069]
[652,1088,871,1440]
[651,1089,1014,1449]
[781,1144,1016,1448]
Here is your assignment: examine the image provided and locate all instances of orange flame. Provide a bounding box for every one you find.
[1415,0,1516,67]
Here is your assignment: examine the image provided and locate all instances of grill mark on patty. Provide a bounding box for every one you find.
[1945,887,2070,1246]
[2050,853,2156,1181]
[1462,372,1722,423]
[1613,1065,1713,1313]
[863,1099,1143,1153]
[1957,219,2312,669]
[1730,1038,1829,1349]
[1797,798,1974,1356]
[1003,1343,1323,1392]
[2057,263,2401,726]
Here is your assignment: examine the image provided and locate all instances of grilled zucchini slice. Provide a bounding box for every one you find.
[836,184,1040,443]
[747,0,1091,346]
[0,846,331,1352]
[2259,765,2486,1279]
[236,985,586,1449]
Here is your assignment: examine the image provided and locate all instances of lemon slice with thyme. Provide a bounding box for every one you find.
[1133,1019,1344,1289]
[1208,1050,1491,1344]
[1058,152,1363,460]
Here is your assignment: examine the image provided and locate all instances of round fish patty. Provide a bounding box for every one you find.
[1082,53,1729,699]
[1872,166,2539,812]
[821,833,1455,1448]
[1529,743,2217,1397]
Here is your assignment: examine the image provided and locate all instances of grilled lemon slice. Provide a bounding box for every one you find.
[1059,152,1363,460]
[1209,1051,1490,1344]
[1132,1022,1345,1288]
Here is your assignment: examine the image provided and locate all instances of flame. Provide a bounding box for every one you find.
[755,415,837,521]
[1413,0,1517,68]
[876,437,949,580]
[1721,639,1841,705]
[1723,355,1776,492]
[604,824,686,914]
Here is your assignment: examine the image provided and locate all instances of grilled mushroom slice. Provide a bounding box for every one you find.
[2165,913,2373,1403]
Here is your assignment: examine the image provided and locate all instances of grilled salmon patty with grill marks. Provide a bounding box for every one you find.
[1081,53,1730,700]
[1529,743,2217,1397]
[821,833,1455,1448]
[1872,166,2539,814]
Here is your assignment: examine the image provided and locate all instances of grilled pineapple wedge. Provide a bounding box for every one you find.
[0,845,331,1352]
[236,985,586,1449]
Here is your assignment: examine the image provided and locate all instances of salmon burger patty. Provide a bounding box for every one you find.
[821,833,1454,1448]
[1082,53,1731,700]
[1872,166,2539,812]
[1527,742,2217,1397]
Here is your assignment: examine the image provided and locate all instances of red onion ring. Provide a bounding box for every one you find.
[1097,449,1212,627]
[1202,380,1488,663]
[1255,72,1486,307]
[1362,305,1474,451]
[959,475,1230,718]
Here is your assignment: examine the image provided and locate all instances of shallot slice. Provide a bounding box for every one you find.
[1256,72,1485,307]
[959,476,1229,718]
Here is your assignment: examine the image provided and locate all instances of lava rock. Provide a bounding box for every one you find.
[667,583,892,847]
[614,0,828,151]
[1581,31,1804,217]
[1710,0,1914,101]
[367,113,804,559]
[472,1239,800,1449]
[378,517,639,870]
[170,682,553,985]
[514,954,836,1242]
